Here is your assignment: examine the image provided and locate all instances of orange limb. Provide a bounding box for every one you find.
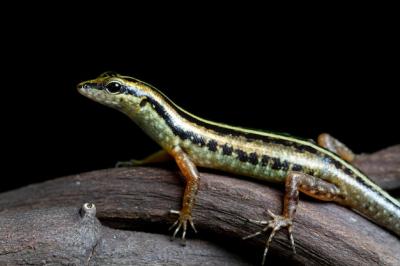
[168,146,200,244]
[243,171,341,265]
[317,133,355,162]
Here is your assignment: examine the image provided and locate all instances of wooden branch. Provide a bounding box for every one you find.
[0,204,250,265]
[353,145,400,190]
[0,145,399,265]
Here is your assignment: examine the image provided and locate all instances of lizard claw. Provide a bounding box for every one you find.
[243,209,296,265]
[169,209,197,245]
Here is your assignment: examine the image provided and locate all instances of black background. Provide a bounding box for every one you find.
[2,8,398,193]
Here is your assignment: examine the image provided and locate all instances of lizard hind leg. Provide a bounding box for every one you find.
[243,171,341,265]
[243,210,295,265]
[317,133,356,162]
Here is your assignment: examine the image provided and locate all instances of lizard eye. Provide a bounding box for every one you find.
[105,81,123,94]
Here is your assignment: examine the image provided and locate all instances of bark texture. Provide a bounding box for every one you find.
[0,145,399,265]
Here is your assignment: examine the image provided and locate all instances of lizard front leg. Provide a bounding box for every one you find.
[168,146,200,244]
[243,171,342,265]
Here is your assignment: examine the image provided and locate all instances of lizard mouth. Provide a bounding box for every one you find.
[77,84,122,110]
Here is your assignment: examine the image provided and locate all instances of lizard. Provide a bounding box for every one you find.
[77,72,400,265]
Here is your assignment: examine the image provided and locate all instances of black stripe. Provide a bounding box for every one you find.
[222,144,233,155]
[127,86,398,210]
[248,152,259,165]
[139,98,148,107]
[207,140,218,152]
[235,149,248,162]
[261,155,270,166]
[324,155,398,207]
[125,80,319,155]
[271,158,286,170]
[192,135,206,146]
[281,160,290,171]
[292,164,303,171]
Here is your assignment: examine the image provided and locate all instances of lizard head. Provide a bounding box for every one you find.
[77,72,164,118]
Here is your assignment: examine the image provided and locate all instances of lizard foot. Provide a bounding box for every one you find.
[169,209,197,245]
[243,209,296,265]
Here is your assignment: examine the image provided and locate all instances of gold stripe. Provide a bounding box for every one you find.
[121,75,399,207]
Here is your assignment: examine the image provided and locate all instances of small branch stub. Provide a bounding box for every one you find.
[80,202,97,218]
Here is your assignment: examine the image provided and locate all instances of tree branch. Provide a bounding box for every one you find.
[0,145,399,265]
[353,145,400,190]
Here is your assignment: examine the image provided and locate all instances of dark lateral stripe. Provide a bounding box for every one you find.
[295,144,319,153]
[207,140,218,151]
[323,155,398,207]
[222,144,233,155]
[125,80,319,154]
[191,134,206,146]
[235,149,248,162]
[134,92,355,180]
[248,152,259,165]
[342,166,354,176]
[139,98,148,107]
[281,160,290,171]
[271,158,290,171]
[291,164,303,171]
[140,95,193,141]
[261,155,270,166]
[127,88,399,209]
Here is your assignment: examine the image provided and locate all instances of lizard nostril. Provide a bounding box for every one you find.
[77,82,87,90]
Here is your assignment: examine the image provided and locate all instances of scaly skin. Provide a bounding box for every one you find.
[78,72,400,264]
